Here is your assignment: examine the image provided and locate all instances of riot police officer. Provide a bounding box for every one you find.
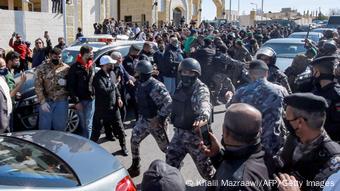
[276,93,340,191]
[256,47,292,93]
[311,56,340,142]
[166,58,215,180]
[127,60,172,177]
[317,41,338,58]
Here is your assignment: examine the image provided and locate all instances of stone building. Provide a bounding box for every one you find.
[119,0,202,26]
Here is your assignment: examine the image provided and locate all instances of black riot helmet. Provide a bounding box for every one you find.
[178,58,201,76]
[136,60,153,74]
[322,41,337,55]
[255,47,277,65]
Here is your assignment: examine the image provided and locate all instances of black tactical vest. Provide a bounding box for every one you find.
[171,86,197,130]
[136,79,158,119]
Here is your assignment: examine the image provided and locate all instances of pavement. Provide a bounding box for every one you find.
[99,105,226,190]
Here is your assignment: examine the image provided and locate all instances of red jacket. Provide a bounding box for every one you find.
[9,38,28,60]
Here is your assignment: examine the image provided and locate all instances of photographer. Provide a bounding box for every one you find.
[32,32,52,68]
[8,33,29,72]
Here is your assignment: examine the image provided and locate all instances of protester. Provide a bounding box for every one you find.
[35,48,70,131]
[67,46,95,139]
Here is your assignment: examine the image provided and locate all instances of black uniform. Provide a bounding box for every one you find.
[192,45,216,85]
[208,143,272,191]
[314,82,340,142]
[91,69,126,148]
[311,56,340,142]
[122,55,138,119]
[276,133,340,191]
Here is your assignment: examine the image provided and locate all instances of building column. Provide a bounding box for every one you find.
[111,0,118,19]
[8,0,14,10]
[22,1,29,11]
[41,0,52,12]
[100,0,106,21]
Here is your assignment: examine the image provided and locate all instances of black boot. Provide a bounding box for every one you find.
[127,158,140,177]
[121,145,129,156]
[119,138,128,156]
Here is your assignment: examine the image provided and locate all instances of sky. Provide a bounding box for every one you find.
[201,0,340,20]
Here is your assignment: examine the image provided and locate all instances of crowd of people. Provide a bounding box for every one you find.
[0,18,340,191]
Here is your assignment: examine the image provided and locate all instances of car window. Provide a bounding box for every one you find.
[94,45,133,67]
[0,136,79,187]
[263,43,306,56]
[289,34,319,42]
[62,50,80,65]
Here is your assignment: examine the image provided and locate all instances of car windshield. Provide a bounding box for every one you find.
[263,43,306,57]
[289,34,319,42]
[0,136,79,187]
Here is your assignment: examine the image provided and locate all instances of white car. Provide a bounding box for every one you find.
[0,130,136,191]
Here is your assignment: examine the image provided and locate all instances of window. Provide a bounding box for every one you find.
[124,16,132,23]
[0,136,79,187]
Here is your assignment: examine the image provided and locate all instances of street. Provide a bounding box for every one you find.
[99,105,226,190]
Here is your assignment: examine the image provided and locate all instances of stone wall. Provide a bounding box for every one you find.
[0,9,63,50]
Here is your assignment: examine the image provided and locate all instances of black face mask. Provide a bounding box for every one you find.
[131,55,138,59]
[314,73,334,82]
[283,118,297,137]
[181,75,197,88]
[51,59,60,65]
[15,40,21,45]
[139,73,152,82]
[0,68,8,76]
[312,72,334,89]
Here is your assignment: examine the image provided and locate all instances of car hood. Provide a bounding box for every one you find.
[5,130,123,186]
[276,57,294,72]
[14,69,36,100]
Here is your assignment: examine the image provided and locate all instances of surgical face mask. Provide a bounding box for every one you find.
[181,75,197,88]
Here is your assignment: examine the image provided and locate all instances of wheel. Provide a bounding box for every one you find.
[65,108,79,133]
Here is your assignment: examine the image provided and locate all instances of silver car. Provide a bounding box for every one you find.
[0,130,136,191]
[288,32,324,43]
[261,38,307,72]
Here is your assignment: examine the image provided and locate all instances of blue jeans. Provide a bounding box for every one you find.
[77,100,95,139]
[163,77,176,96]
[39,100,68,131]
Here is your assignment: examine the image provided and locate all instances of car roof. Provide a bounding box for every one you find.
[312,28,337,31]
[289,32,322,36]
[4,130,123,186]
[264,38,306,44]
[64,40,145,52]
